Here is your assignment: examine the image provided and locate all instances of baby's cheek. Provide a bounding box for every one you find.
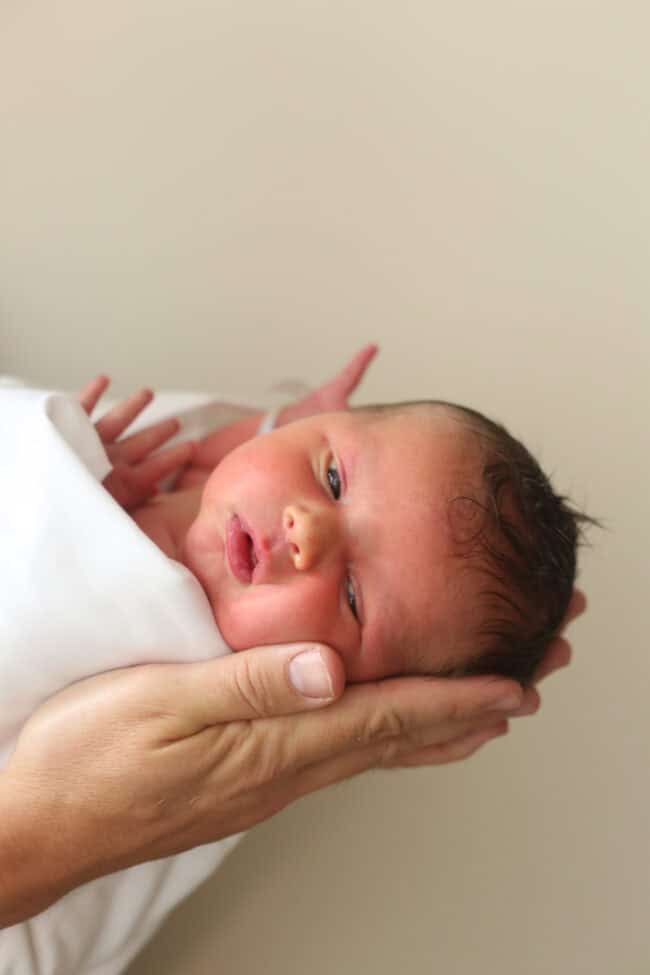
[215,585,305,650]
[217,579,346,653]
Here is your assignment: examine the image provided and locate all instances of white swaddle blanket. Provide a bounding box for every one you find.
[0,383,260,975]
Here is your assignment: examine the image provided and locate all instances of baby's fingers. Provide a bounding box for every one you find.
[78,375,110,414]
[129,441,195,491]
[96,388,154,444]
[113,417,181,464]
[104,441,195,510]
[335,344,378,397]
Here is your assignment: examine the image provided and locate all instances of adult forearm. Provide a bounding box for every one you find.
[0,773,79,927]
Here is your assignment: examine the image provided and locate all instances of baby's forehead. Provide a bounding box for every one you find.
[356,400,468,437]
[359,403,482,478]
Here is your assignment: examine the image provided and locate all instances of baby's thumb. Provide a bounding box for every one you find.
[179,644,346,727]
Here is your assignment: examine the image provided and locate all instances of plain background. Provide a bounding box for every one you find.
[1,3,648,973]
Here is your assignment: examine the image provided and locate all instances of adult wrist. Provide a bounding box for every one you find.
[0,776,57,925]
[0,771,95,926]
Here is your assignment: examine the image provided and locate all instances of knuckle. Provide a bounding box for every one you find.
[252,735,288,784]
[363,704,409,744]
[417,683,468,723]
[232,658,275,719]
[440,698,465,722]
[218,721,286,789]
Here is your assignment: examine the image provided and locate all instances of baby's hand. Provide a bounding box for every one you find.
[78,375,195,512]
[278,344,378,426]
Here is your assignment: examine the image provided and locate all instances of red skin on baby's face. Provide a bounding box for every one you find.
[183,408,477,681]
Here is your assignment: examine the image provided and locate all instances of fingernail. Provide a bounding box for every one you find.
[485,692,523,712]
[289,650,334,699]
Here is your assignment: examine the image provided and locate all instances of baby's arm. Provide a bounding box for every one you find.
[78,343,377,521]
[186,344,378,476]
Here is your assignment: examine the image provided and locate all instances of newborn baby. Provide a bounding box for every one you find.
[2,346,589,975]
[94,347,593,686]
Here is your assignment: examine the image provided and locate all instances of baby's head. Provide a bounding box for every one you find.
[184,402,594,686]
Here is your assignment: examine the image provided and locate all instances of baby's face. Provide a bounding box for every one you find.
[183,406,477,681]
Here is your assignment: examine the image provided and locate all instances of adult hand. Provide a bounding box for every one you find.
[0,651,518,926]
[531,588,586,682]
[0,591,584,927]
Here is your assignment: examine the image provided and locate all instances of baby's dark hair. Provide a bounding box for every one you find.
[357,400,600,686]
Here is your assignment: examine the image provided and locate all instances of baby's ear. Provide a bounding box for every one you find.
[447,495,487,545]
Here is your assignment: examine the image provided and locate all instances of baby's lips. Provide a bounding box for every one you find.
[231,514,278,585]
[225,514,254,584]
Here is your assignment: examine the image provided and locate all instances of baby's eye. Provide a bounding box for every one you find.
[326,461,341,500]
[345,574,359,621]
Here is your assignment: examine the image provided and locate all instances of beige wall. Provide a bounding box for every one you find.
[2,3,648,973]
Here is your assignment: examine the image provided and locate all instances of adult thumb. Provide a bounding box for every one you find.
[177,643,347,726]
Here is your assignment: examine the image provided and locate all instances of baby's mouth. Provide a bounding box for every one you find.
[225,514,259,584]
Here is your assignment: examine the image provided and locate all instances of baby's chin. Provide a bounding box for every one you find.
[212,603,277,654]
[212,609,243,652]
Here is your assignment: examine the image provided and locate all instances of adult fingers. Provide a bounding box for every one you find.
[292,673,522,757]
[563,589,587,625]
[78,375,110,414]
[528,588,585,686]
[237,672,524,774]
[500,685,541,716]
[153,647,521,743]
[95,388,153,443]
[263,719,511,812]
[532,637,571,684]
[166,644,347,734]
[387,720,510,768]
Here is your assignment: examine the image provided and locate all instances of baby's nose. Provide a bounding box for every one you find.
[283,504,336,571]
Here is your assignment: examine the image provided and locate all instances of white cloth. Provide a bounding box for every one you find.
[0,384,258,975]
